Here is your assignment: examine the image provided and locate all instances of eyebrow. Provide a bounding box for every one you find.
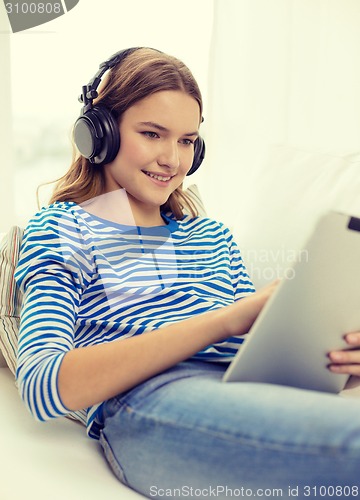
[138,121,199,137]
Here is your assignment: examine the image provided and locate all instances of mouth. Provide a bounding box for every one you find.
[142,170,175,183]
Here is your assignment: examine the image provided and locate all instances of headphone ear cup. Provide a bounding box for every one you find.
[187,136,205,176]
[74,105,120,165]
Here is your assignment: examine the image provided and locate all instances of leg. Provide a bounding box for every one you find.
[99,361,360,498]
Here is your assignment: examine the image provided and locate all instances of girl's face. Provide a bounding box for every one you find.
[102,90,201,225]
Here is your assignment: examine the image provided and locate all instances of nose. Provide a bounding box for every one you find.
[157,140,180,170]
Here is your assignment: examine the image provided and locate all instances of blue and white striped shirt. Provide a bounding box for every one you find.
[15,201,255,438]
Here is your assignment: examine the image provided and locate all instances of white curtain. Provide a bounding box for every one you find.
[196,0,360,286]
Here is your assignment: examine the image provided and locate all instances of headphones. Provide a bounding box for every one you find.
[73,47,205,176]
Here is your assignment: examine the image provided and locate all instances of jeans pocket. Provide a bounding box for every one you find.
[99,429,129,486]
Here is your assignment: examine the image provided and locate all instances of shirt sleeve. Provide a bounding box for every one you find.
[14,206,93,421]
[194,222,255,361]
[222,223,256,299]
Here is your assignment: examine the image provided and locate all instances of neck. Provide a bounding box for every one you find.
[81,189,166,227]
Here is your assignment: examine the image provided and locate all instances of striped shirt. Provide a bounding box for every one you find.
[15,201,255,439]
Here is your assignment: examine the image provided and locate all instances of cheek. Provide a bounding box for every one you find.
[181,148,195,172]
[120,135,151,165]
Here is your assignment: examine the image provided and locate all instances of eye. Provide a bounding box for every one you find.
[180,138,195,146]
[142,131,160,139]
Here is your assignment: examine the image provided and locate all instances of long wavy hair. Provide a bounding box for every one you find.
[48,48,203,219]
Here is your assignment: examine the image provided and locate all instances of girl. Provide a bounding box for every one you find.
[15,47,360,497]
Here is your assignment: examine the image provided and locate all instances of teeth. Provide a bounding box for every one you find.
[145,172,171,182]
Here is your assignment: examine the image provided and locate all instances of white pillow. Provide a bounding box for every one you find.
[0,226,24,375]
[231,144,360,288]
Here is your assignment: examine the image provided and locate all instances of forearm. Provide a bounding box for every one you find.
[58,299,255,411]
[56,278,279,412]
[59,306,227,410]
[29,285,274,419]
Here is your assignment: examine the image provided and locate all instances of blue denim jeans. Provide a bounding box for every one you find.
[99,361,360,499]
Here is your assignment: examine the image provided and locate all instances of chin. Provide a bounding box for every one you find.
[139,195,169,209]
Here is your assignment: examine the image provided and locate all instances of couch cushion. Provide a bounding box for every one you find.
[230,145,360,289]
[0,348,7,368]
[0,226,24,375]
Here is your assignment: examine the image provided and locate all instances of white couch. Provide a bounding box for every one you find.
[0,357,143,500]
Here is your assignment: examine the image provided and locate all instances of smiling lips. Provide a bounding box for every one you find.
[143,170,174,182]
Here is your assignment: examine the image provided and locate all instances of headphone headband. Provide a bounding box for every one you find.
[73,47,205,174]
[78,48,140,111]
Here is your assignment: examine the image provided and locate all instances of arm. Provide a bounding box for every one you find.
[192,223,256,361]
[59,283,276,410]
[59,281,276,410]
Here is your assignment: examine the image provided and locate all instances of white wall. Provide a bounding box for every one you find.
[0,7,15,233]
[202,0,360,220]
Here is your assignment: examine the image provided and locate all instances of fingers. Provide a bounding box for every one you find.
[260,278,281,298]
[344,332,360,346]
[329,362,360,376]
[269,278,281,288]
[328,332,360,375]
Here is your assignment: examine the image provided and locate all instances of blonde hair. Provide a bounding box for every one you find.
[48,48,203,219]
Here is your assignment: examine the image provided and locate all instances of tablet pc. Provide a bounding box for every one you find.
[223,211,360,393]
